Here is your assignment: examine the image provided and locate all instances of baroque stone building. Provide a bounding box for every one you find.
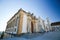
[5,8,51,35]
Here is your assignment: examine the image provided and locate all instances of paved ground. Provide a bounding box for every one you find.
[31,31,60,40]
[1,31,60,40]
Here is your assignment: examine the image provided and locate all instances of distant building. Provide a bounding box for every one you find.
[51,21,60,31]
[5,8,51,35]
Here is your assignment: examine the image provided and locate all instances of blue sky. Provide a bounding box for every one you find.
[0,0,60,31]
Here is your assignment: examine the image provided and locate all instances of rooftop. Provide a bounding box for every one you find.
[51,21,60,26]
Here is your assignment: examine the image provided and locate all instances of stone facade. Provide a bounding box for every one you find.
[5,8,51,35]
